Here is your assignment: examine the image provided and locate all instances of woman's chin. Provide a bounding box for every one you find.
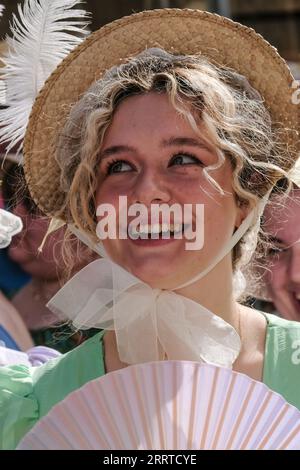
[124,263,180,288]
[133,264,195,289]
[104,244,195,287]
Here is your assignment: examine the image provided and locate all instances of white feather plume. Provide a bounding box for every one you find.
[0,5,6,110]
[0,0,90,158]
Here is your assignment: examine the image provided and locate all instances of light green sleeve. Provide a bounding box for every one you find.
[263,313,300,410]
[0,331,106,449]
[0,364,38,450]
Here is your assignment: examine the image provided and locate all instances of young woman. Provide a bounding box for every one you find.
[1,9,300,449]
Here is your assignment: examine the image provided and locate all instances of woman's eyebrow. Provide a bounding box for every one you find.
[99,145,137,160]
[99,136,212,160]
[267,235,286,245]
[161,136,212,151]
[268,235,300,249]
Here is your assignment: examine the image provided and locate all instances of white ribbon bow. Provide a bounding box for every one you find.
[0,209,22,248]
[48,196,270,369]
[48,257,241,367]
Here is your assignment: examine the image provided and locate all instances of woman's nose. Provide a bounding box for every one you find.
[132,170,171,206]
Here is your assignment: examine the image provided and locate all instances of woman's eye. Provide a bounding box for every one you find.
[169,153,202,167]
[267,246,288,257]
[106,160,132,175]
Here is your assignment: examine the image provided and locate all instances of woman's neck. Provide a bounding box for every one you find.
[174,254,239,330]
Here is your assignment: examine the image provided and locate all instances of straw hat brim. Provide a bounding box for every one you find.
[23,8,300,218]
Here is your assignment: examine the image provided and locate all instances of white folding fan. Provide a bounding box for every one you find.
[18,361,300,450]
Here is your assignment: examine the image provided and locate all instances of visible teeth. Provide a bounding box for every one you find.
[129,223,184,237]
[139,223,160,234]
[161,223,170,233]
[152,223,160,234]
[130,228,139,237]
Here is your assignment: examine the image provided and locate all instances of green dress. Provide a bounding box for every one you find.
[1,312,300,450]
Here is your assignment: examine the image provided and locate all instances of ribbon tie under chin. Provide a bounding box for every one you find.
[47,258,241,368]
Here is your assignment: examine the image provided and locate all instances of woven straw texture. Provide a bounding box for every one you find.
[23,8,300,218]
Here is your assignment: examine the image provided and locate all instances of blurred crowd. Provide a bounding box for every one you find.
[0,157,99,362]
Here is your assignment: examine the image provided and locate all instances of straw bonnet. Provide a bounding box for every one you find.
[23,8,300,218]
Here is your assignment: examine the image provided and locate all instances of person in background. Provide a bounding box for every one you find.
[0,173,60,363]
[257,183,300,321]
[0,169,31,298]
[1,163,99,352]
[0,206,33,351]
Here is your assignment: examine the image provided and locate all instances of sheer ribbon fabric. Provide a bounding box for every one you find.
[48,198,267,368]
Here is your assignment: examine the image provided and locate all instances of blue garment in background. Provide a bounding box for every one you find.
[0,325,20,350]
[0,249,31,298]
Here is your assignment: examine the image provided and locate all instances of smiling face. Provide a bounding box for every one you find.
[95,92,245,289]
[263,190,300,321]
